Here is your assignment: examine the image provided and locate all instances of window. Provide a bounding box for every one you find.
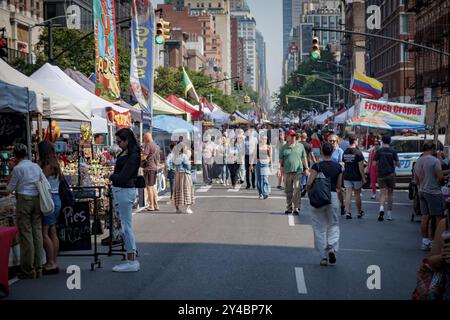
[322,16,327,27]
[314,16,320,27]
[400,43,409,62]
[330,16,335,28]
[400,14,409,34]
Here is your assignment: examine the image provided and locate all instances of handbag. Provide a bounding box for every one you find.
[308,163,332,209]
[135,176,146,189]
[59,175,75,207]
[36,173,55,216]
[411,259,446,300]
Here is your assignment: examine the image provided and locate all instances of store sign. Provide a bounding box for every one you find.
[58,202,91,252]
[130,0,155,125]
[93,0,121,103]
[359,98,426,124]
[106,107,132,128]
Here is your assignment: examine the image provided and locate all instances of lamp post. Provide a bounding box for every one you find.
[28,14,76,64]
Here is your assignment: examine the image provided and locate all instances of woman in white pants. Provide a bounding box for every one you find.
[307,143,343,266]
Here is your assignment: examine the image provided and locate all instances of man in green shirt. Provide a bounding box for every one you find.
[278,130,309,215]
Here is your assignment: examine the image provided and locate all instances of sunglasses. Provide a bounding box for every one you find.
[328,140,337,143]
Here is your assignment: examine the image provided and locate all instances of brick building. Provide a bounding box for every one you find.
[406,0,450,143]
[230,16,244,82]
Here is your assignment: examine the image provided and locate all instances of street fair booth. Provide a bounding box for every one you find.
[150,93,186,117]
[347,98,426,149]
[203,103,230,125]
[166,95,202,122]
[231,110,250,125]
[313,111,334,125]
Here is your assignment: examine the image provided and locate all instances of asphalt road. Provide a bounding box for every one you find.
[6,178,425,300]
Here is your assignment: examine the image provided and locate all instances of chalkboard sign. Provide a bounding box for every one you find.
[0,114,26,148]
[57,202,92,252]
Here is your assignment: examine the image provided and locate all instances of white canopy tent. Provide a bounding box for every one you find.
[30,63,129,118]
[313,111,334,125]
[0,59,90,121]
[36,114,108,134]
[334,106,355,124]
[203,103,230,125]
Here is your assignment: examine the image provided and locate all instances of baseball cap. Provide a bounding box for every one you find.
[287,130,297,136]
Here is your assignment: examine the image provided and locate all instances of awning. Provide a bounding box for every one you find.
[152,115,199,133]
[38,115,108,134]
[166,95,202,120]
[313,111,333,125]
[151,93,186,116]
[346,117,426,130]
[0,59,90,121]
[0,80,38,113]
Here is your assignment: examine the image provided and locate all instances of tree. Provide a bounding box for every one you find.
[276,50,339,115]
[154,66,259,114]
[11,28,131,100]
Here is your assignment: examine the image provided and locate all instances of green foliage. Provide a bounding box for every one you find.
[11,28,131,100]
[276,50,339,115]
[154,66,259,114]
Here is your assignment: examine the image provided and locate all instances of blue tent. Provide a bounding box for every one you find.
[152,115,199,134]
[0,80,37,113]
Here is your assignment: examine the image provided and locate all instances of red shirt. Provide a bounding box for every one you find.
[311,140,321,148]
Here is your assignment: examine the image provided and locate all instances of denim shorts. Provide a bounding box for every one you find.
[43,193,62,226]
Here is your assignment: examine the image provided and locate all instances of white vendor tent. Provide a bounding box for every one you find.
[30,63,129,118]
[313,111,333,125]
[0,59,90,121]
[334,106,355,124]
[203,103,230,125]
[38,114,108,134]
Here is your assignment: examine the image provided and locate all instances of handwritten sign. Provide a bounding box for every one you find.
[57,202,92,252]
[0,114,26,147]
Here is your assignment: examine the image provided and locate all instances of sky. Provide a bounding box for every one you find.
[151,0,283,102]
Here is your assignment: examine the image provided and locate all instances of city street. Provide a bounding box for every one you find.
[6,179,425,300]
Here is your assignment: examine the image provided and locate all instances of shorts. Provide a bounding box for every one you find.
[43,194,62,226]
[144,170,157,187]
[419,192,445,216]
[378,174,396,189]
[344,180,363,190]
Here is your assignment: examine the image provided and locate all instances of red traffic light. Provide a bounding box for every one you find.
[0,38,6,47]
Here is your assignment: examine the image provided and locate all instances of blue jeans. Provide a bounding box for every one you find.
[168,170,176,197]
[112,187,137,254]
[220,164,229,181]
[43,194,61,226]
[256,162,271,196]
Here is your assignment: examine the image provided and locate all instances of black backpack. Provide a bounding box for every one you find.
[308,163,332,209]
[59,175,75,207]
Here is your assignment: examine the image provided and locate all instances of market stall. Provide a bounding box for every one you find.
[166,95,202,122]
[313,111,334,125]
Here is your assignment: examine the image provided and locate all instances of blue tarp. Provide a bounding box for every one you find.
[0,80,37,113]
[152,115,198,134]
[385,120,426,131]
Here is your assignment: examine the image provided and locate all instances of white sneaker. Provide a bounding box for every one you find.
[420,243,431,251]
[112,260,140,272]
[186,208,193,214]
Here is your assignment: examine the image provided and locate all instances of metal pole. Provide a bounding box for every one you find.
[328,93,331,111]
[28,25,32,64]
[26,88,32,160]
[48,20,53,64]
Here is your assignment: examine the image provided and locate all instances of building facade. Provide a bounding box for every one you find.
[44,0,92,32]
[406,0,450,143]
[0,0,44,63]
[230,15,244,82]
[366,0,416,104]
[185,0,232,94]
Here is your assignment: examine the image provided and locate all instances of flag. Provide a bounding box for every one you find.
[350,71,383,99]
[130,0,154,120]
[93,0,121,102]
[200,97,214,112]
[182,67,200,103]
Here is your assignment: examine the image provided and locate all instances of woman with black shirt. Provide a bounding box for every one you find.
[307,143,343,267]
[110,128,141,272]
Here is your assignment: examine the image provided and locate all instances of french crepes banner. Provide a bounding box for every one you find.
[93,0,121,103]
[106,107,132,129]
[359,98,426,124]
[130,0,154,124]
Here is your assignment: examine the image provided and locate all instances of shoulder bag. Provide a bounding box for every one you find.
[36,172,55,216]
[308,163,332,209]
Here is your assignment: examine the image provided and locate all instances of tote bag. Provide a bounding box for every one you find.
[36,172,55,216]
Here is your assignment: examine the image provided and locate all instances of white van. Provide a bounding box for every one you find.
[389,134,445,181]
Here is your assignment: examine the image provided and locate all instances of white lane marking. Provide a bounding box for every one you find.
[288,214,295,226]
[340,248,376,253]
[295,267,308,294]
[9,277,19,286]
[196,185,212,193]
[228,185,242,192]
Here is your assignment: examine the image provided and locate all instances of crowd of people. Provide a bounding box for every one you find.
[4,122,450,295]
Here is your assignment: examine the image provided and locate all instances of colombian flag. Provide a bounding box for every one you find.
[350,71,383,99]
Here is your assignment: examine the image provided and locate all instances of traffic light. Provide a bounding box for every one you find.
[239,81,243,90]
[285,96,289,105]
[311,36,321,60]
[234,81,239,91]
[0,37,7,61]
[156,18,171,45]
[243,96,251,104]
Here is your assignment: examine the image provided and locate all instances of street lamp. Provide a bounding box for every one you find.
[28,14,77,64]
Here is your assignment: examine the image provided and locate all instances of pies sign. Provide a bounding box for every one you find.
[106,107,132,128]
